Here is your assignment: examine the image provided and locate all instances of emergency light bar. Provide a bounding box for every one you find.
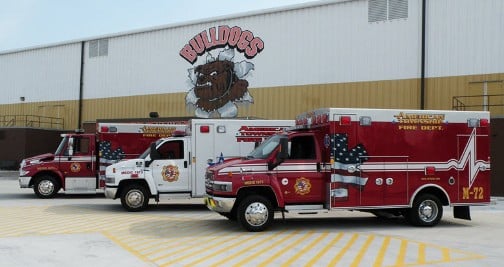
[467,118,489,128]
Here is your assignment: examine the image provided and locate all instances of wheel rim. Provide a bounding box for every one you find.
[126,190,144,208]
[418,199,438,223]
[244,202,269,227]
[38,180,55,196]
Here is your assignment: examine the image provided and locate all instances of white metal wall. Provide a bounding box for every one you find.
[82,0,422,99]
[426,0,504,77]
[0,43,81,104]
[1,0,503,104]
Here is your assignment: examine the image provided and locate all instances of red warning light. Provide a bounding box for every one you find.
[200,125,210,133]
[340,116,352,126]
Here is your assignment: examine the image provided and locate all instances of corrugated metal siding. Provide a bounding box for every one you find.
[0,100,78,129]
[0,43,81,104]
[82,0,421,100]
[426,0,504,77]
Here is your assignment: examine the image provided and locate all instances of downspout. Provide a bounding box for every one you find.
[78,41,85,129]
[420,0,427,110]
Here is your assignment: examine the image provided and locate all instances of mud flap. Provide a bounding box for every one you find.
[453,206,471,220]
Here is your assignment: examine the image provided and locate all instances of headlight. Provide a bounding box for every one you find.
[213,181,232,192]
[19,169,29,176]
[105,177,115,184]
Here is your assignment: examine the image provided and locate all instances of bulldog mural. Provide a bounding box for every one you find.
[180,25,264,118]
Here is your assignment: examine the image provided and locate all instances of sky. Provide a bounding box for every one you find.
[0,0,320,52]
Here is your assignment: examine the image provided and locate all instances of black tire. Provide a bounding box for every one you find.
[406,194,443,226]
[120,184,149,212]
[33,175,60,199]
[237,195,274,232]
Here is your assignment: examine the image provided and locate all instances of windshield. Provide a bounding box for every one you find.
[247,134,284,159]
[139,139,163,159]
[55,136,68,155]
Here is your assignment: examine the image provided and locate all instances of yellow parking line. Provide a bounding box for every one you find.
[351,234,375,267]
[211,230,288,267]
[305,232,344,267]
[373,236,391,267]
[281,231,330,267]
[185,233,262,266]
[258,230,315,266]
[328,233,359,266]
[232,230,301,267]
[418,243,426,264]
[394,239,408,266]
[158,234,241,265]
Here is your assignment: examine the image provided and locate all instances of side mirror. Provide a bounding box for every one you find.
[268,136,288,171]
[149,142,160,161]
[67,137,74,157]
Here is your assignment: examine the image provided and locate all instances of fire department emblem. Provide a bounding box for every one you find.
[162,165,180,182]
[70,163,81,173]
[294,177,311,195]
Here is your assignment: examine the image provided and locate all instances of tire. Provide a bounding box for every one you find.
[237,195,274,232]
[120,184,149,212]
[33,175,60,199]
[407,194,443,226]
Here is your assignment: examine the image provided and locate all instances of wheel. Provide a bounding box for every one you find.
[120,184,149,212]
[219,211,237,221]
[237,195,274,232]
[33,175,60,198]
[407,194,443,226]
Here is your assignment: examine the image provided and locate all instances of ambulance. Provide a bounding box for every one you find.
[204,108,491,231]
[104,119,294,211]
[19,122,187,198]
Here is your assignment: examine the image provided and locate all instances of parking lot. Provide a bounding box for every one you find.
[1,170,503,267]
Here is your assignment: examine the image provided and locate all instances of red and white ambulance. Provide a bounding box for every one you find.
[205,108,491,231]
[19,122,187,198]
[104,119,294,211]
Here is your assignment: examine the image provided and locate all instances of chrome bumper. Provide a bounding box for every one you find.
[204,195,236,213]
[104,186,118,199]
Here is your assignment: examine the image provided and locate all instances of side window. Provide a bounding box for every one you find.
[289,136,316,160]
[157,140,184,159]
[74,137,90,154]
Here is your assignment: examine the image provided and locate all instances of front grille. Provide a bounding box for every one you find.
[205,171,214,190]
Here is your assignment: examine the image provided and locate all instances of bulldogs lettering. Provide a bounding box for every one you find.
[180,25,264,64]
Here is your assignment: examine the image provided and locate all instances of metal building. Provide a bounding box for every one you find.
[0,0,503,130]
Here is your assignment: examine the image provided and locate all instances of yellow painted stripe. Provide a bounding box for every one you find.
[328,233,359,266]
[281,231,330,267]
[305,232,344,267]
[373,236,391,267]
[418,243,426,264]
[158,234,242,265]
[102,231,152,264]
[149,234,228,260]
[442,247,451,262]
[210,230,288,267]
[351,234,375,267]
[232,230,301,267]
[185,233,261,266]
[394,239,408,266]
[258,230,315,267]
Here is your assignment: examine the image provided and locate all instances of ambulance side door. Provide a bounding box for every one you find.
[151,139,191,192]
[278,134,326,204]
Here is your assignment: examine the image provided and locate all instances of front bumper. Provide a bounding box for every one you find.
[19,176,32,188]
[204,195,236,213]
[104,186,118,199]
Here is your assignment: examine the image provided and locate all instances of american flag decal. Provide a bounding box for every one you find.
[330,133,369,203]
[99,141,126,176]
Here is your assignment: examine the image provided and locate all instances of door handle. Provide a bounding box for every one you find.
[184,161,188,168]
